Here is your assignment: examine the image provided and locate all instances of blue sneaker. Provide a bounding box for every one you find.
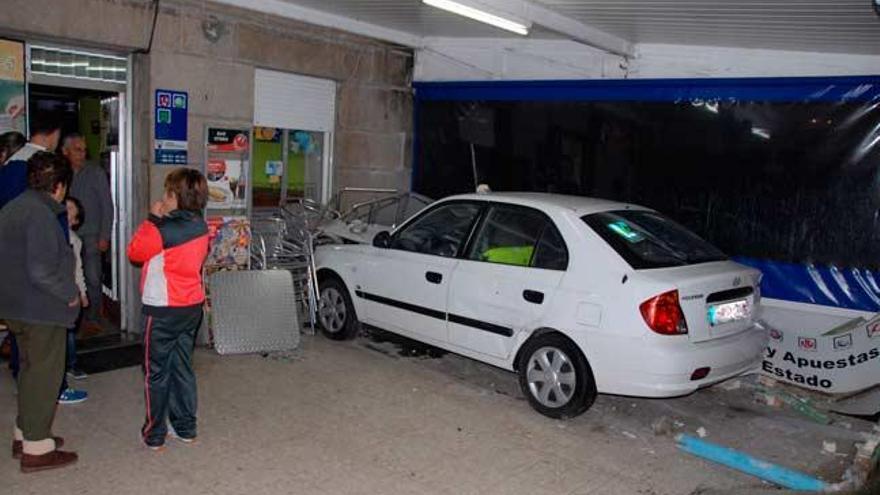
[58,388,88,404]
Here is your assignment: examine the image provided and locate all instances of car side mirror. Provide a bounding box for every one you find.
[372,231,391,249]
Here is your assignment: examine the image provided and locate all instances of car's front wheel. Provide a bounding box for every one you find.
[517,333,597,419]
[317,277,359,340]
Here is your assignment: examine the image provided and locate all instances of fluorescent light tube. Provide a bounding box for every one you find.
[423,0,530,36]
[751,127,771,140]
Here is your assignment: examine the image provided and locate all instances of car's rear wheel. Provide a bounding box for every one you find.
[317,277,359,340]
[517,333,597,418]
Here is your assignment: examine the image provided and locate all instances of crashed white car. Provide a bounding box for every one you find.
[315,192,767,418]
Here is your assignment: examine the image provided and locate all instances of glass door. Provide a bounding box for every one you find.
[251,127,328,207]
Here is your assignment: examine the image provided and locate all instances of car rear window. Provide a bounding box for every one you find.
[582,210,727,269]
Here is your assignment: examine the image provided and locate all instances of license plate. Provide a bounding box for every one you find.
[707,299,751,326]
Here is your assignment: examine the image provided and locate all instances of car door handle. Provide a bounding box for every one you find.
[426,271,443,284]
[523,290,544,304]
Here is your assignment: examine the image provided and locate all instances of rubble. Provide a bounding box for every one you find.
[756,386,833,425]
[651,416,674,436]
[676,434,829,492]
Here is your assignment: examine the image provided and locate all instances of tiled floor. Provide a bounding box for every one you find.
[0,335,860,494]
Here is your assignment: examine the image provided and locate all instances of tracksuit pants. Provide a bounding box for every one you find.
[141,308,202,446]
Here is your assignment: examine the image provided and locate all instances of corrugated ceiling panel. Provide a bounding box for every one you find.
[276,0,880,54]
[538,0,880,54]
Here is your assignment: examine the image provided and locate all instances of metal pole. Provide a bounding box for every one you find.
[470,142,478,191]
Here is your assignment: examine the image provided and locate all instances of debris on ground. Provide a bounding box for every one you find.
[823,441,838,455]
[265,348,305,363]
[335,331,878,493]
[756,386,833,425]
[652,416,674,436]
[676,434,829,492]
[847,430,880,489]
[718,379,742,391]
[828,386,880,417]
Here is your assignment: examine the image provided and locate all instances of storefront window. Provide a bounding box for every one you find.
[252,127,326,207]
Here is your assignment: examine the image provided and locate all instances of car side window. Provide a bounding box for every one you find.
[532,224,569,270]
[391,202,481,258]
[467,205,548,267]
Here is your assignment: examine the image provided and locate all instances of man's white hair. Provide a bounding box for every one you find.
[62,132,85,149]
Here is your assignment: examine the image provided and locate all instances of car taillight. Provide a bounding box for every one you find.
[640,290,688,335]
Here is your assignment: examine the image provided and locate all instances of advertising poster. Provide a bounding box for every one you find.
[0,39,26,134]
[206,216,251,269]
[154,89,188,165]
[207,158,247,209]
[207,128,249,153]
[760,310,880,394]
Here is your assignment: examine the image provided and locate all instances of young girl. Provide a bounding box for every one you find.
[57,197,89,405]
[127,168,209,451]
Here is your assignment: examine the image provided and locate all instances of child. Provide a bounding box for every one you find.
[57,197,89,404]
[127,168,209,451]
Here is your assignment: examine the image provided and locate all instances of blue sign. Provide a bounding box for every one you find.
[154,89,188,165]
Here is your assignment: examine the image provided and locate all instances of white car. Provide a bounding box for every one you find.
[314,192,767,418]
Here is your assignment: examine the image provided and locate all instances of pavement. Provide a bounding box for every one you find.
[0,332,875,495]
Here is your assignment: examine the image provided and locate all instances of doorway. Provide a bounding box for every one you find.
[29,83,125,338]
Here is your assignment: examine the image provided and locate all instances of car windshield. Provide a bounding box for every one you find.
[582,210,727,269]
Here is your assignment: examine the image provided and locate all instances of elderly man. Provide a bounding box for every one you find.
[0,151,79,472]
[63,133,113,333]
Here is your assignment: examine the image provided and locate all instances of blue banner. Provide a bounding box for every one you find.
[734,257,880,313]
[414,76,880,103]
[154,89,188,165]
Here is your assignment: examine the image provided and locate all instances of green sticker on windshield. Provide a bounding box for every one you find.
[608,221,645,243]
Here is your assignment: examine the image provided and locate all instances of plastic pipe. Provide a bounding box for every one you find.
[675,434,829,492]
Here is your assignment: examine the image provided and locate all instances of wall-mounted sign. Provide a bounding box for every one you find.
[0,39,26,134]
[154,89,188,165]
[761,308,880,395]
[208,128,249,153]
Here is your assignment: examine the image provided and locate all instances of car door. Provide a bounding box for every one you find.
[356,201,483,346]
[447,204,568,360]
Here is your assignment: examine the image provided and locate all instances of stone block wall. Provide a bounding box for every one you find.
[0,0,413,330]
[0,0,415,207]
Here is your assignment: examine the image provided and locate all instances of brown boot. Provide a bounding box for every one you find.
[20,450,78,473]
[12,437,64,460]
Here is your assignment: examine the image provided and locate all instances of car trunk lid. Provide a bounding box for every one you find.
[641,261,762,343]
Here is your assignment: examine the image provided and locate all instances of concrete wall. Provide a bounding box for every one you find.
[415,38,880,81]
[0,0,414,209]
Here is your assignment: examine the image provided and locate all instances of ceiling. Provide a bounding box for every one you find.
[542,0,880,54]
[272,0,880,55]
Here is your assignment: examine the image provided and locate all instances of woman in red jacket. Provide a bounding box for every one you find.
[128,168,209,451]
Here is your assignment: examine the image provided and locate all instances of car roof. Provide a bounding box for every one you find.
[443,192,648,216]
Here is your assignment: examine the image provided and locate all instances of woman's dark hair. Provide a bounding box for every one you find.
[0,131,26,164]
[164,167,208,212]
[27,151,72,193]
[66,196,85,231]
